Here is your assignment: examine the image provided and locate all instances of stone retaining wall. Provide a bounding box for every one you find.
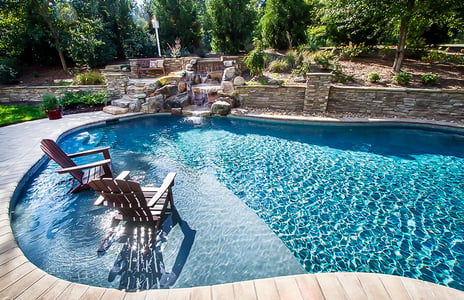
[0,85,107,103]
[236,85,306,111]
[328,86,464,122]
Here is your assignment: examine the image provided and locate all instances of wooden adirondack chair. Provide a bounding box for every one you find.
[40,139,113,193]
[89,171,176,230]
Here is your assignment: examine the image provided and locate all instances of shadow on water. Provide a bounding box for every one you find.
[102,209,196,291]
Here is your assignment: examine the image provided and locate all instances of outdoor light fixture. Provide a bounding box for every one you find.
[151,17,161,57]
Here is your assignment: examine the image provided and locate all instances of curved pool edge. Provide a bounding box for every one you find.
[1,111,463,299]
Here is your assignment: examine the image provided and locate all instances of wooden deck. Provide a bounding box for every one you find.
[1,112,463,299]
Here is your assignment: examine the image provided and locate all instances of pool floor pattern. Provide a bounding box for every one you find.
[1,111,463,299]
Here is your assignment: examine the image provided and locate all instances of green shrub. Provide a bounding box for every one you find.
[393,71,412,86]
[73,72,106,85]
[367,72,380,83]
[41,93,61,111]
[60,90,108,109]
[268,59,291,73]
[0,64,18,84]
[313,51,333,70]
[421,73,438,86]
[338,42,370,60]
[245,47,266,77]
[421,50,447,63]
[332,63,354,83]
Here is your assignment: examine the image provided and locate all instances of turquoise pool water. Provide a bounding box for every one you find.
[12,115,464,290]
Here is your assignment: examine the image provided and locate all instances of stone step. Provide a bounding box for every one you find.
[111,99,132,108]
[103,105,129,115]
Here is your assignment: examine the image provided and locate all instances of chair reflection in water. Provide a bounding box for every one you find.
[89,171,196,290]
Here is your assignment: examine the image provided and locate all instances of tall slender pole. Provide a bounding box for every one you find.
[152,18,161,57]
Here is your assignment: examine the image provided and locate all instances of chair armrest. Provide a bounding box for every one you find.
[115,171,131,180]
[94,195,105,206]
[56,159,112,174]
[68,147,111,158]
[147,172,176,207]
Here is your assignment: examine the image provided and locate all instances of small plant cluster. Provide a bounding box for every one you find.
[60,90,109,109]
[421,49,464,64]
[367,72,380,83]
[393,71,412,86]
[73,72,106,85]
[421,73,438,86]
[244,47,266,77]
[338,42,370,61]
[41,93,61,111]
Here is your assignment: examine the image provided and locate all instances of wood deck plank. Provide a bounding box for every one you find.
[80,285,106,299]
[100,288,126,300]
[254,278,279,300]
[167,287,191,300]
[14,273,59,300]
[145,288,169,300]
[0,246,24,266]
[274,276,304,300]
[58,282,89,299]
[233,280,257,300]
[336,273,368,300]
[0,260,35,292]
[191,286,212,300]
[212,283,234,300]
[357,272,391,300]
[294,274,324,300]
[401,277,437,300]
[425,282,457,300]
[123,290,147,299]
[316,273,348,300]
[0,268,44,299]
[379,274,413,300]
[37,279,71,300]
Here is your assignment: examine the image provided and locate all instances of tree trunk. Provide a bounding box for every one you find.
[392,0,415,73]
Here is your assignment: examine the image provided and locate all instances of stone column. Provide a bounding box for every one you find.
[128,59,138,78]
[104,73,130,97]
[304,73,333,113]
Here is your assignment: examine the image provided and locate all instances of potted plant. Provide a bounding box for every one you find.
[41,93,62,120]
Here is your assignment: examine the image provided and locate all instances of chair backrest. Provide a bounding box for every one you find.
[40,139,83,181]
[88,178,154,222]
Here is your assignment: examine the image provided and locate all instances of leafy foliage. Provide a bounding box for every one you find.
[367,72,380,83]
[260,0,311,50]
[60,90,109,108]
[313,51,334,70]
[41,93,61,111]
[421,73,438,86]
[73,72,106,85]
[393,71,412,86]
[244,46,266,76]
[205,0,256,54]
[0,64,18,84]
[337,42,371,60]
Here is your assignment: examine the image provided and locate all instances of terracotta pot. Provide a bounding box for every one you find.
[45,108,62,120]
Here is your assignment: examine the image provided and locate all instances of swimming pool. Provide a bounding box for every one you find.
[11,115,464,290]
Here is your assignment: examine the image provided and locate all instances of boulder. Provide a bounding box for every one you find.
[233,76,246,86]
[129,99,142,112]
[103,105,129,115]
[222,67,237,81]
[171,108,183,115]
[211,101,231,116]
[221,81,234,94]
[157,84,178,97]
[145,94,164,113]
[111,99,132,108]
[165,92,189,109]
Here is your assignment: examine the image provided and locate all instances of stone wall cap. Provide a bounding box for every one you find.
[331,85,464,93]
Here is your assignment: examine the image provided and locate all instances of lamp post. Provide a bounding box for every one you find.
[151,17,161,57]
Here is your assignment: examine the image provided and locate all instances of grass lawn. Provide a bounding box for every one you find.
[0,104,47,127]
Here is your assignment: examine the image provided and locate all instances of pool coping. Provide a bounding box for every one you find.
[1,111,463,299]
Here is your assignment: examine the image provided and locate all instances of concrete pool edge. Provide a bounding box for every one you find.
[0,111,463,299]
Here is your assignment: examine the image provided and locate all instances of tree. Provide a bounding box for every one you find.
[205,0,256,54]
[260,0,311,50]
[153,0,202,52]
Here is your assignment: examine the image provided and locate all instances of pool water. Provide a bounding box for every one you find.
[12,115,464,290]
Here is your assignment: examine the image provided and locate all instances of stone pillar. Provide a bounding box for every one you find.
[304,73,333,113]
[104,73,130,97]
[128,59,138,78]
